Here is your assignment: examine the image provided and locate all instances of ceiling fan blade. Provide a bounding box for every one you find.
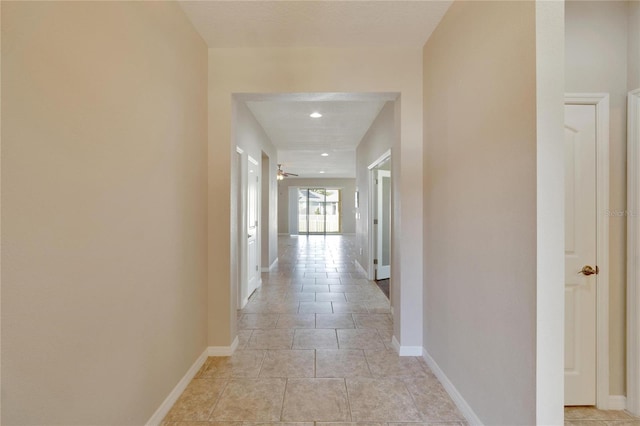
[285,172,299,176]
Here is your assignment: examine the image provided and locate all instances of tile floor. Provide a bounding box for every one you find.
[163,235,466,425]
[162,235,640,426]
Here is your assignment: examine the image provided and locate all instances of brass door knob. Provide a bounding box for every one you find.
[580,265,599,276]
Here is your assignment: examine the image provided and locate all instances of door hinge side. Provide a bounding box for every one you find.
[373,259,378,265]
[373,219,378,225]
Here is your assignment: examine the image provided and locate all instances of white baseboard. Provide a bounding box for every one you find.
[422,349,484,426]
[146,348,209,426]
[390,336,423,356]
[609,395,627,410]
[261,257,278,272]
[208,336,239,356]
[354,259,368,278]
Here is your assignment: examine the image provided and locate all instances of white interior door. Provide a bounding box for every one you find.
[564,104,598,405]
[376,170,391,280]
[247,156,259,297]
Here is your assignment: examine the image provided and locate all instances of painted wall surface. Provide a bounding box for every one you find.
[629,1,640,91]
[234,100,278,275]
[565,0,630,395]
[355,101,395,280]
[423,2,538,424]
[2,1,208,424]
[209,47,424,348]
[277,178,356,234]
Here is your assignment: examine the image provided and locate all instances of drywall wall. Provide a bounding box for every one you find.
[630,1,640,90]
[565,0,630,395]
[209,48,424,350]
[423,1,538,423]
[355,101,395,278]
[2,2,208,424]
[277,178,356,234]
[234,100,278,275]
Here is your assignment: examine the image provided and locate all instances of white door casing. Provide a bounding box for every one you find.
[376,170,391,280]
[247,156,259,297]
[627,88,640,415]
[564,94,610,408]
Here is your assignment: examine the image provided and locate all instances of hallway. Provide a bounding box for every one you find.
[163,235,465,424]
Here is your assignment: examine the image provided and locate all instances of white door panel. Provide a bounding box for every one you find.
[247,157,259,297]
[564,104,597,405]
[376,170,391,280]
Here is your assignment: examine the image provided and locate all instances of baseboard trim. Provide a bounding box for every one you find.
[609,395,627,410]
[146,348,209,426]
[354,259,368,277]
[422,349,484,426]
[207,336,239,357]
[261,257,278,272]
[390,336,423,356]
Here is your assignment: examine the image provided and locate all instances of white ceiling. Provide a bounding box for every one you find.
[246,99,386,178]
[178,1,453,48]
[179,1,452,180]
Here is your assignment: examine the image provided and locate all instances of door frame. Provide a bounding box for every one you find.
[627,88,640,415]
[367,149,391,281]
[565,93,610,409]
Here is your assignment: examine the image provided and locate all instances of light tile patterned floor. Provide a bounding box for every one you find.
[163,235,466,425]
[162,235,640,425]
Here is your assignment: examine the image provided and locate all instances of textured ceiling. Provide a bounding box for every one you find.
[178,1,452,48]
[246,99,387,178]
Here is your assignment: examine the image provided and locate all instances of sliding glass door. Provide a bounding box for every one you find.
[297,188,341,234]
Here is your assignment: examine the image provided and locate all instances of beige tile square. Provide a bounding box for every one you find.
[346,378,423,422]
[247,329,294,350]
[299,301,333,314]
[197,352,265,378]
[238,314,279,330]
[364,350,426,378]
[285,292,316,302]
[316,293,347,302]
[243,423,313,426]
[403,376,464,422]
[163,422,243,426]
[237,330,253,350]
[210,378,286,421]
[293,329,339,349]
[316,349,372,378]
[259,350,315,377]
[564,407,636,421]
[163,379,227,422]
[276,314,316,329]
[353,314,393,330]
[332,302,369,314]
[316,314,355,329]
[318,423,386,426]
[282,378,350,421]
[337,329,386,350]
[302,285,331,293]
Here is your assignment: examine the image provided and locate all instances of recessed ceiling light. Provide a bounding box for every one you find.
[319,171,325,174]
[310,112,322,118]
[321,153,329,157]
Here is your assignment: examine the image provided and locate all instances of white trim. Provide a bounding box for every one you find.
[565,93,611,409]
[239,296,249,309]
[207,336,239,357]
[261,257,278,272]
[145,348,209,426]
[367,151,392,281]
[609,395,627,411]
[390,336,422,356]
[628,88,640,416]
[354,259,368,277]
[422,350,484,426]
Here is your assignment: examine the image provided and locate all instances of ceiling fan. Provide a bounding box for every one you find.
[277,164,298,180]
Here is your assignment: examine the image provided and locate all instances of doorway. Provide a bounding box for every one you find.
[564,94,610,408]
[368,150,391,283]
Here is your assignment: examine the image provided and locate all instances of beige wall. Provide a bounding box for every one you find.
[630,1,640,91]
[277,178,356,234]
[355,101,395,278]
[209,47,424,348]
[565,0,630,395]
[423,2,538,423]
[1,2,208,424]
